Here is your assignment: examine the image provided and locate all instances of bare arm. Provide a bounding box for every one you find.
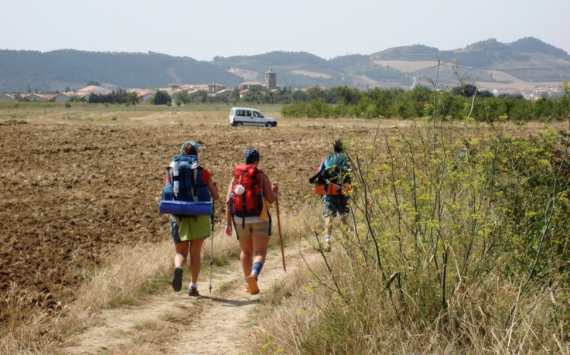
[225,179,234,236]
[207,179,219,201]
[260,172,278,204]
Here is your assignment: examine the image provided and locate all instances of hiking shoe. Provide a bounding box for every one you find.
[172,267,183,292]
[323,236,331,252]
[246,275,260,295]
[188,284,200,297]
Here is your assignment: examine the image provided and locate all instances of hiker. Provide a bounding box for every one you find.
[168,141,219,297]
[309,140,352,251]
[224,149,278,295]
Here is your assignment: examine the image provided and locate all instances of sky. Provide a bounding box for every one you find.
[1,0,568,62]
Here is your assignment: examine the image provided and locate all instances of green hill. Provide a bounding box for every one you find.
[0,37,568,93]
[0,49,243,93]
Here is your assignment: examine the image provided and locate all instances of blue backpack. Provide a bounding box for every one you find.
[159,155,212,216]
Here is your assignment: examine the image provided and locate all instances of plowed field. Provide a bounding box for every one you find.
[0,106,380,328]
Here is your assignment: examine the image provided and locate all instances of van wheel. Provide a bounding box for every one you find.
[265,122,272,127]
[236,122,243,127]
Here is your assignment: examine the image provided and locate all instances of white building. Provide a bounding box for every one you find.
[0,94,14,102]
[21,93,45,102]
[77,85,109,95]
[43,94,71,102]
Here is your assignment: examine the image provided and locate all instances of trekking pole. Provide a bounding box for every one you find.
[275,194,286,272]
[209,189,215,293]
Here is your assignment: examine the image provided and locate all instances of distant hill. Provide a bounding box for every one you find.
[370,37,570,83]
[0,50,243,93]
[0,37,569,93]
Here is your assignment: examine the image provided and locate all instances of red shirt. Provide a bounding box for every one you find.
[165,168,211,184]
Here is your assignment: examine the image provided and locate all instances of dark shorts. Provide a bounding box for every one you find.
[323,195,349,218]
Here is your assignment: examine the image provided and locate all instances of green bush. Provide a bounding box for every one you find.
[279,83,570,122]
[281,101,307,118]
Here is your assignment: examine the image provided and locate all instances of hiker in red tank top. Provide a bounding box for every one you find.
[225,149,278,295]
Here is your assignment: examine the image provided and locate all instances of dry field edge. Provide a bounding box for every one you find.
[0,105,382,333]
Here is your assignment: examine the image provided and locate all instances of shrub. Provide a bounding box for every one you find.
[254,121,570,353]
[153,90,171,105]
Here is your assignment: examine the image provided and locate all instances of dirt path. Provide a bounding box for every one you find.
[62,242,317,355]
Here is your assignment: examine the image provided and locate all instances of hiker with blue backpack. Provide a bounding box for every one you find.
[309,140,352,252]
[224,149,278,295]
[159,141,219,297]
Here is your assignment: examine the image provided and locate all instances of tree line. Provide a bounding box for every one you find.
[131,83,570,123]
[279,83,570,122]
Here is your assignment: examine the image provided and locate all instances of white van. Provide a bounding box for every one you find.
[229,107,277,127]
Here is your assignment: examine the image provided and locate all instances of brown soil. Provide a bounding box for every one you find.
[0,110,382,328]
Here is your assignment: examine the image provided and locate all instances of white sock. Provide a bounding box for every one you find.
[190,282,197,289]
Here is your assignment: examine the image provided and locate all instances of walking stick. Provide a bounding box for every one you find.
[275,194,286,272]
[209,197,214,293]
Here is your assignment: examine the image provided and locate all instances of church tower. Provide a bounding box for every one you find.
[265,67,277,90]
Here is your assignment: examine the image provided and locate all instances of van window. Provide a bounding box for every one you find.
[236,110,245,116]
[253,111,263,118]
[245,110,251,117]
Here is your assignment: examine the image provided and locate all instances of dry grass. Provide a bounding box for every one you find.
[372,60,439,72]
[1,241,174,353]
[291,70,333,79]
[0,209,302,353]
[247,251,570,354]
[243,121,570,354]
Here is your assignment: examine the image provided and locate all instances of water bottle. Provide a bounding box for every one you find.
[173,161,179,194]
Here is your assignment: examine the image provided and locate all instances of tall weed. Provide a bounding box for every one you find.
[252,120,570,354]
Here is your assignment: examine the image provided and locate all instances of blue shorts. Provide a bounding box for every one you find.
[323,195,349,218]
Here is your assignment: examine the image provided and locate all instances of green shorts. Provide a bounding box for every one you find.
[171,215,211,242]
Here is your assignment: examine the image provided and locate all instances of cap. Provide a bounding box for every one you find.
[245,149,260,164]
[180,141,199,155]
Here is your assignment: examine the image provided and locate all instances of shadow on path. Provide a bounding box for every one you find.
[199,295,259,307]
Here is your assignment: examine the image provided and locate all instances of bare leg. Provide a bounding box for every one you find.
[239,238,254,279]
[174,242,189,268]
[245,233,269,295]
[251,233,270,267]
[188,238,206,284]
[324,215,334,236]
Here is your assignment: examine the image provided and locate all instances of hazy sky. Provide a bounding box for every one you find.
[1,0,568,61]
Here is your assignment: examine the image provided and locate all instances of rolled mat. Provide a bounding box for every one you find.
[159,201,213,216]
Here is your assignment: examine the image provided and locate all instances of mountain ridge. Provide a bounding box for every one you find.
[1,37,568,93]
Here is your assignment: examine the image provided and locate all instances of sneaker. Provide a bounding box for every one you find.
[172,267,183,292]
[246,275,260,295]
[188,284,200,297]
[323,236,331,252]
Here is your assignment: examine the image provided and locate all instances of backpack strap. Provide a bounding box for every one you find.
[192,168,198,201]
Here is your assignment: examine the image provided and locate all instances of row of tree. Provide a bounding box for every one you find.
[280,84,570,122]
[81,82,569,123]
[86,89,139,105]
